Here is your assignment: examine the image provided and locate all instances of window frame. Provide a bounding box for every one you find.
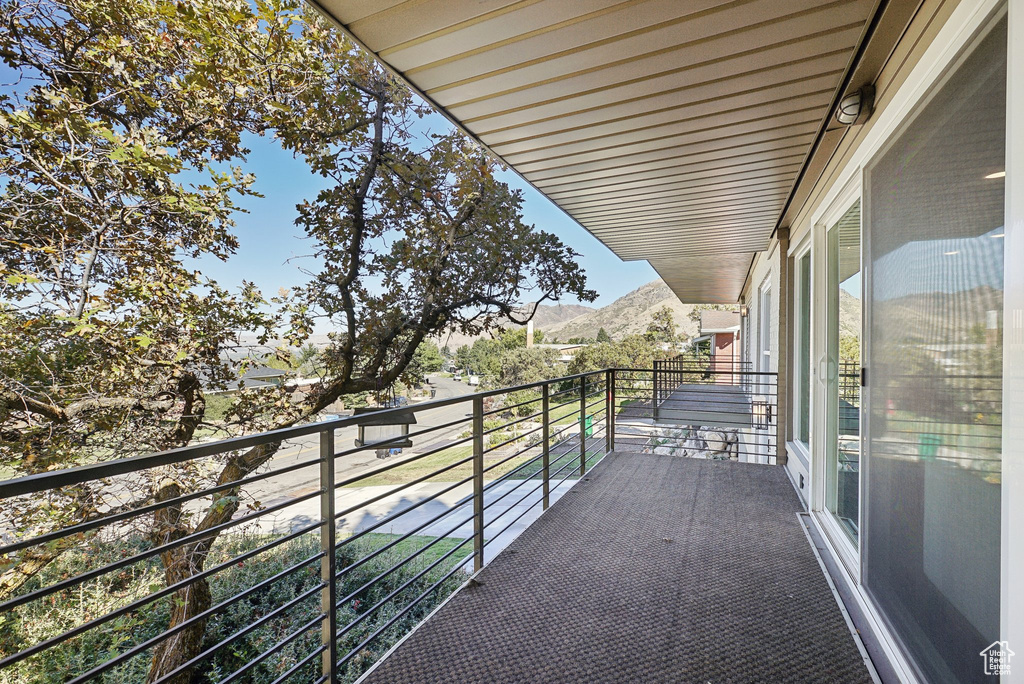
[810,179,864,578]
[757,277,772,373]
[790,239,813,461]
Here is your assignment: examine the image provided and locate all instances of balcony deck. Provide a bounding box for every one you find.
[360,452,872,683]
[656,383,754,429]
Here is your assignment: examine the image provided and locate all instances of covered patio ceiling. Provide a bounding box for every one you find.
[313,0,883,302]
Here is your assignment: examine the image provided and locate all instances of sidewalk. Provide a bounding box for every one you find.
[253,477,580,562]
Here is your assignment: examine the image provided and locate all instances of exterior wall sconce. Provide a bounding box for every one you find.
[355,407,416,450]
[835,85,875,126]
[739,304,748,317]
[752,400,772,430]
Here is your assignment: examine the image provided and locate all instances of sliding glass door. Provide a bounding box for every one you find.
[863,15,1005,683]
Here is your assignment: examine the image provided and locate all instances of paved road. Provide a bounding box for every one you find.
[253,478,581,565]
[235,379,606,563]
[247,375,478,505]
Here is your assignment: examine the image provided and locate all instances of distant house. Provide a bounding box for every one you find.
[238,365,288,389]
[693,310,741,371]
[534,343,587,363]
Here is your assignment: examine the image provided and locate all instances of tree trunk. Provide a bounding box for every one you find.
[146,480,213,684]
[147,546,212,684]
[144,443,282,683]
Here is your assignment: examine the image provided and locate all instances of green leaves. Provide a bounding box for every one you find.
[3,273,40,286]
[0,0,593,557]
[0,0,300,468]
[132,334,156,349]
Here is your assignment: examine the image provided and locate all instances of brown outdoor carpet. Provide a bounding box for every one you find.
[361,452,873,683]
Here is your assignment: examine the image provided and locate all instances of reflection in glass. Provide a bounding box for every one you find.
[826,201,861,541]
[864,16,1004,684]
[797,254,811,444]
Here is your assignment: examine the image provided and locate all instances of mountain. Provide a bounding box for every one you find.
[872,285,1002,343]
[839,289,861,339]
[434,302,595,350]
[524,303,593,329]
[541,279,702,342]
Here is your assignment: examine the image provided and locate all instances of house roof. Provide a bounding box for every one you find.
[700,309,741,334]
[241,366,287,379]
[310,0,900,302]
[239,365,288,389]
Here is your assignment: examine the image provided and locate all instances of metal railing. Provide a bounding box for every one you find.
[619,367,778,464]
[866,371,1002,471]
[0,370,611,684]
[0,366,776,683]
[653,358,755,406]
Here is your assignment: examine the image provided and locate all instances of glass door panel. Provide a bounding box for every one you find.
[863,16,1004,683]
[825,200,861,542]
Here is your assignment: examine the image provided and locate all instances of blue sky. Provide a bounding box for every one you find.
[0,42,655,314]
[193,119,657,311]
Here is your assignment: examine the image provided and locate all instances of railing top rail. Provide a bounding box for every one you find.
[615,367,778,376]
[0,369,609,500]
[0,366,779,499]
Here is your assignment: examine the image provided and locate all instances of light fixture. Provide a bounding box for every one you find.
[992,233,1005,238]
[739,304,748,317]
[752,400,772,430]
[835,85,875,126]
[985,171,1005,179]
[944,250,960,256]
[355,407,416,451]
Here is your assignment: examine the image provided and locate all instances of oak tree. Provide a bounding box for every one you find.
[0,0,594,679]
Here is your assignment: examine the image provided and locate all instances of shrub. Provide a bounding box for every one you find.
[0,531,470,683]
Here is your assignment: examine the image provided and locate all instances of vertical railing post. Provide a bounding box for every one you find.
[472,395,484,573]
[653,360,660,420]
[772,373,779,465]
[605,370,614,454]
[579,375,587,476]
[542,382,550,510]
[319,428,338,684]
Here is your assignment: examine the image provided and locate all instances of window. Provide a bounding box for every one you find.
[825,200,861,542]
[758,285,771,371]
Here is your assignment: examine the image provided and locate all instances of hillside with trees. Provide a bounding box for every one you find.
[435,302,592,349]
[542,280,701,342]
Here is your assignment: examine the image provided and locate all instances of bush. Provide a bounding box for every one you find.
[204,393,236,422]
[504,389,542,419]
[0,532,470,683]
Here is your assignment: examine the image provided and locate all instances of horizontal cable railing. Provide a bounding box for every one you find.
[860,371,1003,470]
[653,358,757,406]
[0,370,611,683]
[0,366,781,682]
[614,367,778,465]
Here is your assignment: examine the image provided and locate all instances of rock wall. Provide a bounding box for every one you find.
[651,425,740,460]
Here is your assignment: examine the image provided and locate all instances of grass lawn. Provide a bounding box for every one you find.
[341,389,619,489]
[346,415,607,487]
[345,532,473,567]
[508,445,606,480]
